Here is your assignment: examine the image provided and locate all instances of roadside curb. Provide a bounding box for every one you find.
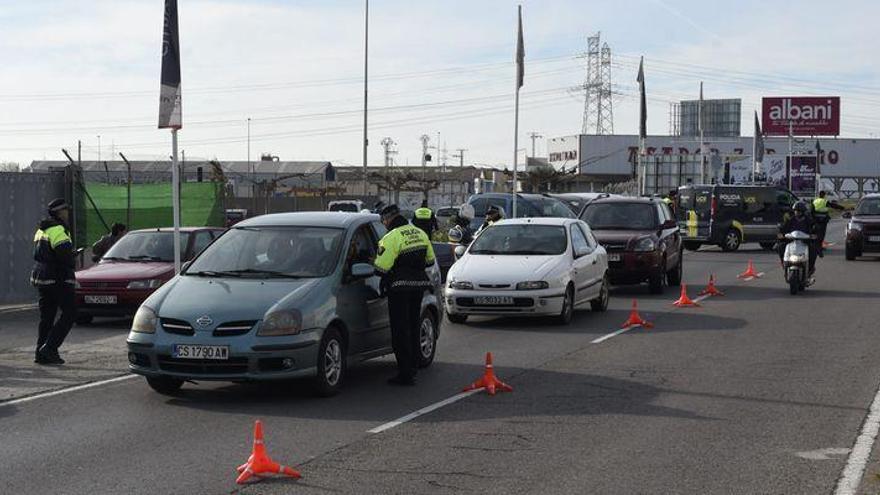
[0,304,38,315]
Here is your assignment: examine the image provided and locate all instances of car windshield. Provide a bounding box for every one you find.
[469,224,567,255]
[855,198,880,215]
[186,226,345,278]
[103,232,190,262]
[581,203,657,230]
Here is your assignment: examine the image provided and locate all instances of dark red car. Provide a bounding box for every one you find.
[75,227,225,323]
[579,195,683,294]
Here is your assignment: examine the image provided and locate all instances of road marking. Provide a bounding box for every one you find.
[591,325,640,344]
[796,448,850,460]
[743,272,765,281]
[368,389,482,434]
[0,374,137,408]
[834,380,880,495]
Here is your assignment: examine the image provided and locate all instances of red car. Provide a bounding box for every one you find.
[75,227,225,323]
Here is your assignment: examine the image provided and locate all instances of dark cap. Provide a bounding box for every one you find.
[486,205,501,215]
[380,204,400,221]
[48,198,70,213]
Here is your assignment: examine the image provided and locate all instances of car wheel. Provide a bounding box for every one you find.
[683,241,702,251]
[845,246,857,261]
[666,251,683,286]
[75,314,93,326]
[313,327,346,397]
[590,275,609,312]
[759,242,776,251]
[648,260,666,294]
[146,376,184,396]
[447,312,468,324]
[555,285,574,325]
[417,310,438,368]
[721,229,741,252]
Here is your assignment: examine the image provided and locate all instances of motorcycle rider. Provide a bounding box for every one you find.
[811,191,845,257]
[778,200,817,276]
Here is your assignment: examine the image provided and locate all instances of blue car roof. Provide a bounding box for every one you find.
[235,211,378,228]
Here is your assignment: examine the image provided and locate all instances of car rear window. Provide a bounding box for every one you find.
[580,203,657,230]
[856,198,880,215]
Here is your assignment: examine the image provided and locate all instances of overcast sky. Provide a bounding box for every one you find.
[1,0,878,168]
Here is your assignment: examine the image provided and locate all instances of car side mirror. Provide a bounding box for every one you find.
[180,261,192,273]
[454,245,466,258]
[350,263,375,279]
[842,211,852,219]
[661,219,677,230]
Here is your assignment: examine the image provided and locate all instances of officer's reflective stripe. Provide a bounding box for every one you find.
[45,225,72,249]
[687,210,698,237]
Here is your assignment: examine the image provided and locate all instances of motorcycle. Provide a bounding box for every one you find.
[781,230,815,295]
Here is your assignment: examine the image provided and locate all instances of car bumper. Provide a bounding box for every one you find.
[607,251,663,285]
[75,289,154,317]
[126,329,322,381]
[444,287,566,317]
[847,231,880,253]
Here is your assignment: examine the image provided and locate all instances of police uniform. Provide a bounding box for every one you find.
[30,199,78,365]
[374,205,436,384]
[812,195,843,255]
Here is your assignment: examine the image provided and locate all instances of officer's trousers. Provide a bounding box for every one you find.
[388,289,424,380]
[37,284,77,355]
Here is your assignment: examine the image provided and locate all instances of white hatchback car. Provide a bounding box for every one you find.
[445,218,609,324]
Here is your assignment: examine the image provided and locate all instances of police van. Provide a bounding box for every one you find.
[676,184,798,251]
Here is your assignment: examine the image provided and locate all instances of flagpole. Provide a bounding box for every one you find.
[513,86,520,216]
[752,115,758,184]
[699,82,705,184]
[788,120,793,192]
[171,128,181,273]
[362,0,369,197]
[815,140,821,198]
[512,4,523,218]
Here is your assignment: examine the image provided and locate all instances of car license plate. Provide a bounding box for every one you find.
[172,344,229,360]
[608,253,621,262]
[474,296,513,306]
[869,236,880,242]
[85,295,117,305]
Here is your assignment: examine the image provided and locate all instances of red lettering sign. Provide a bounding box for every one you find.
[762,97,840,136]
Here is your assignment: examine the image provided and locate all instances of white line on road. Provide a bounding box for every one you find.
[743,272,765,281]
[368,389,483,434]
[0,374,137,408]
[591,325,640,344]
[834,380,880,495]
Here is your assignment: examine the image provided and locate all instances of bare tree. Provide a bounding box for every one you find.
[0,162,21,172]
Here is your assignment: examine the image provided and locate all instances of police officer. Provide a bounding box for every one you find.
[412,199,438,238]
[374,204,436,386]
[91,222,126,262]
[30,199,77,365]
[811,191,845,257]
[479,205,503,233]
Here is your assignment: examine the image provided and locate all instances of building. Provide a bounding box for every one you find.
[334,166,487,211]
[676,98,742,138]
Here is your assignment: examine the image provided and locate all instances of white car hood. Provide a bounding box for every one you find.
[450,254,562,285]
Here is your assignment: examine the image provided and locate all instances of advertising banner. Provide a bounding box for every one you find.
[762,97,840,136]
[788,156,817,197]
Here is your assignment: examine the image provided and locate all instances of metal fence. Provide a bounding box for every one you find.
[0,172,66,305]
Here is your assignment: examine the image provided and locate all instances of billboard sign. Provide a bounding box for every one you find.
[787,156,818,197]
[762,97,840,136]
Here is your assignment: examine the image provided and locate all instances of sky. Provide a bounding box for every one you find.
[0,0,878,168]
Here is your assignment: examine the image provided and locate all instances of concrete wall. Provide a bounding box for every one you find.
[0,172,66,305]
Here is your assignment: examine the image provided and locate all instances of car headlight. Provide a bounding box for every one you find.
[516,281,549,290]
[127,279,163,290]
[257,310,303,336]
[131,305,158,334]
[631,237,656,252]
[449,280,473,290]
[849,222,862,231]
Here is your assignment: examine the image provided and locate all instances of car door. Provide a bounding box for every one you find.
[657,203,681,267]
[337,225,389,355]
[569,223,598,305]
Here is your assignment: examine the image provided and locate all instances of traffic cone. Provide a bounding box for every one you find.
[672,284,701,307]
[236,420,302,484]
[737,259,761,279]
[822,241,831,248]
[620,300,653,329]
[463,352,513,396]
[698,274,724,297]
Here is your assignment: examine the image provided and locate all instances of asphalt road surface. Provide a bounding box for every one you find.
[3,220,880,494]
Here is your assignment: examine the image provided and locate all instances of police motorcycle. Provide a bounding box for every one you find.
[779,230,816,295]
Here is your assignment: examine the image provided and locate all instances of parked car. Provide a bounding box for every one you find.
[580,196,682,294]
[676,184,798,251]
[445,218,609,325]
[466,193,575,231]
[327,200,365,212]
[435,206,460,231]
[845,193,880,260]
[126,212,443,397]
[550,192,620,216]
[75,227,225,323]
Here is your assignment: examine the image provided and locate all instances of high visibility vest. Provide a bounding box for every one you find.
[812,197,829,213]
[374,224,436,290]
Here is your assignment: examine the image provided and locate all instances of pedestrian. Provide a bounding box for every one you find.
[412,199,438,238]
[373,204,436,386]
[91,222,127,262]
[811,191,845,257]
[30,198,77,365]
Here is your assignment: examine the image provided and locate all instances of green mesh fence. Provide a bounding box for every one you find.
[78,182,224,247]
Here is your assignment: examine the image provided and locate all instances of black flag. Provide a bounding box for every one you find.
[516,6,524,89]
[637,56,646,142]
[815,139,822,175]
[158,0,182,129]
[754,111,764,163]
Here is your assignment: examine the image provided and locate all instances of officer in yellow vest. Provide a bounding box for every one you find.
[811,191,845,257]
[30,199,78,365]
[411,199,438,238]
[374,204,436,386]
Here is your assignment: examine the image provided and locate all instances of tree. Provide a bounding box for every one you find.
[0,162,21,172]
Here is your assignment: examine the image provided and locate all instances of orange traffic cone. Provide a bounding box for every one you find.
[822,241,831,248]
[620,300,653,329]
[737,259,761,279]
[672,284,701,307]
[698,274,724,297]
[463,352,513,396]
[236,420,302,484]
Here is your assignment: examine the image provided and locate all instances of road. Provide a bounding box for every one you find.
[2,220,880,494]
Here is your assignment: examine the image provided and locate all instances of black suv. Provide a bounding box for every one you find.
[676,184,798,251]
[845,194,880,260]
[580,196,682,294]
